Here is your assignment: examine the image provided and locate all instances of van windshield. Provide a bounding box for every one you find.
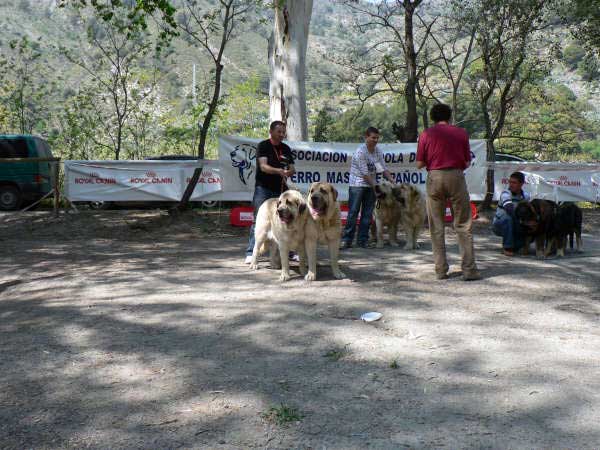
[0,138,28,158]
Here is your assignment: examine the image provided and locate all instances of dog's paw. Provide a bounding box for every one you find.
[333,269,346,279]
[279,272,291,282]
[305,272,316,282]
[249,262,259,270]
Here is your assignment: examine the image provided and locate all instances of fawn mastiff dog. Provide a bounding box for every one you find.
[395,183,426,250]
[250,190,309,281]
[305,182,346,281]
[373,180,402,248]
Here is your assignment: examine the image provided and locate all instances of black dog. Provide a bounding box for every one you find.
[549,203,583,257]
[514,199,557,258]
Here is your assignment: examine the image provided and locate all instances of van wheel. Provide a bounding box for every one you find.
[0,186,22,211]
[89,201,113,210]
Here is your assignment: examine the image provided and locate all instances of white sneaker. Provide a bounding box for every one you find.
[244,255,253,264]
[289,253,300,262]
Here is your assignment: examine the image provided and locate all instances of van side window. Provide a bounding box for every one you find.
[0,139,28,158]
[35,139,52,158]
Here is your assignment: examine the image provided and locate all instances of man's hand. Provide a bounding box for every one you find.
[282,169,294,178]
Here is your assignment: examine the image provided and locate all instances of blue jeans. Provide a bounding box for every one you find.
[342,186,376,245]
[246,185,280,256]
[492,214,524,250]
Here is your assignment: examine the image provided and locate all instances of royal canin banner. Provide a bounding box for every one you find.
[64,160,222,201]
[492,162,600,203]
[217,136,487,201]
[64,138,600,203]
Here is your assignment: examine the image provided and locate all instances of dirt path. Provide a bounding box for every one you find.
[1,208,600,449]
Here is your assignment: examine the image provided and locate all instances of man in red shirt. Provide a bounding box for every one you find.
[416,104,480,281]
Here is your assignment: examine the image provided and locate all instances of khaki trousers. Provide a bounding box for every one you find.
[425,169,478,276]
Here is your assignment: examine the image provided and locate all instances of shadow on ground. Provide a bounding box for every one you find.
[1,210,600,448]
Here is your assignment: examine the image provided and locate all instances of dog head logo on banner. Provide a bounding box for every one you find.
[230,144,256,185]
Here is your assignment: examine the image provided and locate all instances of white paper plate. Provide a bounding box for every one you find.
[360,312,382,322]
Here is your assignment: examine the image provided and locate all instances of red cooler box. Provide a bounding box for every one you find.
[444,201,478,223]
[230,206,254,227]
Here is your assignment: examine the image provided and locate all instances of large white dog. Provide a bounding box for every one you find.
[249,190,309,281]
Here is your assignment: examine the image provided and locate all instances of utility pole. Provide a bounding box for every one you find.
[192,63,197,106]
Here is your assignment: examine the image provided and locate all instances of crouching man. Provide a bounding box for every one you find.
[492,171,530,256]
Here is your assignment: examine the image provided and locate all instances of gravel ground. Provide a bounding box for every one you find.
[1,207,600,449]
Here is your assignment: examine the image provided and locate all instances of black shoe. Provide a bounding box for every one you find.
[340,241,352,250]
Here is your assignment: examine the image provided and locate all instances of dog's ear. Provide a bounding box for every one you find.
[410,186,418,202]
[332,187,338,201]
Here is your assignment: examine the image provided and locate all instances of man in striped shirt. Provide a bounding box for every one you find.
[341,127,395,249]
[492,171,530,256]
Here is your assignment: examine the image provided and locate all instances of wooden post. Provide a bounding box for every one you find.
[53,160,60,218]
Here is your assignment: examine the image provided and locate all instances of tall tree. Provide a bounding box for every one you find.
[175,0,257,209]
[0,36,50,134]
[60,5,160,160]
[559,0,600,52]
[269,0,313,141]
[457,0,554,208]
[340,0,430,142]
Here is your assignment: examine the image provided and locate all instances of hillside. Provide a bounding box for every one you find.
[1,0,599,160]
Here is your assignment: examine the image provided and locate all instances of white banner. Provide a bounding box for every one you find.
[493,162,600,203]
[217,136,488,201]
[64,160,222,201]
[63,139,600,204]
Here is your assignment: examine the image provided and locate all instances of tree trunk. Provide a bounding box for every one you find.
[480,106,495,210]
[402,2,419,142]
[269,0,313,141]
[177,62,224,211]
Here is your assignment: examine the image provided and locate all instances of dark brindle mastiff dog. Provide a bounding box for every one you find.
[514,199,557,258]
[549,202,583,257]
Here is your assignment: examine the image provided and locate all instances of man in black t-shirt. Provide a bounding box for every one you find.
[244,121,296,263]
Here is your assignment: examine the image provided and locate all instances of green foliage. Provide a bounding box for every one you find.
[577,53,600,81]
[0,35,51,134]
[47,90,106,160]
[58,0,178,50]
[322,345,349,361]
[497,83,597,161]
[560,0,600,52]
[580,139,600,161]
[313,107,334,142]
[326,100,407,143]
[261,404,303,426]
[562,43,586,69]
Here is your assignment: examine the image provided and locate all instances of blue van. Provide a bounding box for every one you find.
[0,135,55,211]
